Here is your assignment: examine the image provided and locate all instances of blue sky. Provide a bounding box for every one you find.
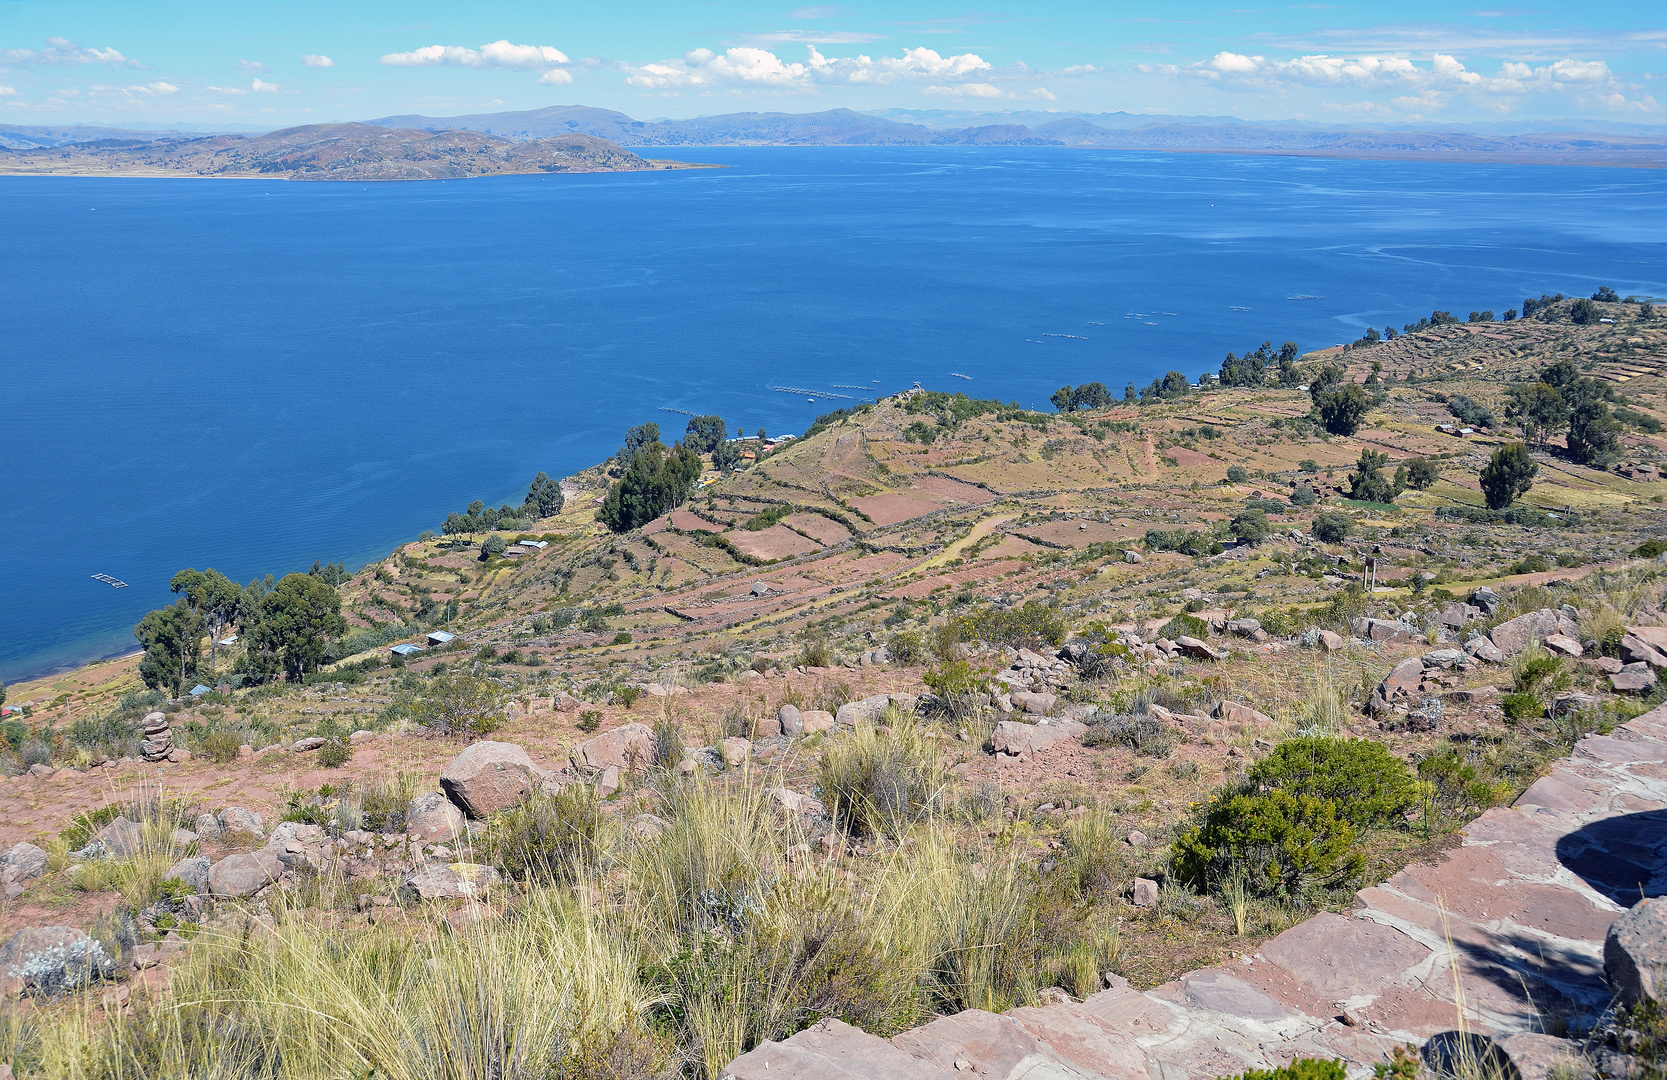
[1,1,1661,128]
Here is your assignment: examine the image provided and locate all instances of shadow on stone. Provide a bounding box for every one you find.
[1555,810,1667,906]
[1422,1031,1519,1080]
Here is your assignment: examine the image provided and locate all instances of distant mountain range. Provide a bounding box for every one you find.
[6,106,1664,168]
[0,123,693,180]
[357,105,1667,163]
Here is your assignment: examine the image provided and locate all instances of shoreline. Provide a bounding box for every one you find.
[0,159,724,180]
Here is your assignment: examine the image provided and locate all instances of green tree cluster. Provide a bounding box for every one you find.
[1480,443,1539,510]
[1050,382,1113,413]
[524,472,564,519]
[598,434,702,533]
[1307,365,1370,436]
[1346,449,1404,504]
[1139,371,1191,403]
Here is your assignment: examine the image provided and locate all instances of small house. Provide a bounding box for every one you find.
[427,630,457,647]
[390,643,424,658]
[189,684,212,697]
[218,635,238,647]
[521,539,549,550]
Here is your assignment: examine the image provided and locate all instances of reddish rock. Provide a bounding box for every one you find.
[1381,657,1426,698]
[1010,691,1058,715]
[1612,663,1657,693]
[571,723,654,771]
[208,850,283,898]
[1131,878,1159,907]
[1606,897,1667,1007]
[1621,634,1667,669]
[440,741,542,817]
[990,719,1084,756]
[1543,634,1583,657]
[1213,700,1272,727]
[406,792,467,841]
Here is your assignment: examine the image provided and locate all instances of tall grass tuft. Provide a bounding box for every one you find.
[817,712,947,839]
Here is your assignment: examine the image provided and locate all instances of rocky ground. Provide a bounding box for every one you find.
[4,296,1667,1077]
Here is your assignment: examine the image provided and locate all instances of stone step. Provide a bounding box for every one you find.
[722,1018,954,1079]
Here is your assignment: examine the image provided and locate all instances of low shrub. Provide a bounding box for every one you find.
[1246,738,1416,828]
[953,602,1067,650]
[1223,1059,1347,1080]
[490,786,606,884]
[199,728,242,765]
[817,714,946,838]
[577,710,603,733]
[799,639,835,668]
[1082,714,1173,757]
[1171,788,1363,897]
[1157,612,1208,640]
[615,686,643,709]
[1061,809,1123,897]
[317,739,351,769]
[885,631,928,665]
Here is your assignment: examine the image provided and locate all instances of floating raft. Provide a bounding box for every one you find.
[92,574,128,588]
[771,386,852,400]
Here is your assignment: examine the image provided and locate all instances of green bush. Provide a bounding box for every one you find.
[1501,691,1545,722]
[1158,612,1208,640]
[1226,465,1249,483]
[799,639,835,668]
[954,602,1067,649]
[1220,1059,1347,1080]
[199,729,241,764]
[1312,511,1353,543]
[316,739,351,769]
[1082,714,1173,757]
[616,686,643,709]
[1247,738,1416,828]
[885,631,927,665]
[1172,788,1363,897]
[490,785,605,883]
[577,709,603,733]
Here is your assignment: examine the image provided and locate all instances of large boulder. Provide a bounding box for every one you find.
[1489,609,1578,658]
[407,792,467,841]
[1612,663,1657,694]
[207,850,284,898]
[163,856,210,895]
[1621,634,1667,669]
[1213,700,1273,727]
[218,806,265,838]
[835,694,892,727]
[193,812,224,840]
[0,926,115,996]
[1607,897,1667,1008]
[401,862,501,901]
[1381,657,1427,698]
[778,704,803,737]
[1627,626,1667,654]
[990,719,1085,757]
[440,741,541,817]
[1010,691,1058,716]
[1463,636,1506,665]
[571,723,654,771]
[1353,617,1418,644]
[1175,636,1228,661]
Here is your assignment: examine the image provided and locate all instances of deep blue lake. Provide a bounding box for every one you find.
[3,146,1666,683]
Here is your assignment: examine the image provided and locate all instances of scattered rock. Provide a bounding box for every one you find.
[779,705,803,737]
[163,856,210,895]
[1226,618,1262,639]
[1213,700,1273,727]
[208,850,284,898]
[1131,878,1159,907]
[406,792,467,842]
[800,710,836,733]
[597,765,622,798]
[990,719,1085,757]
[756,717,782,738]
[771,787,827,817]
[0,927,114,996]
[289,737,327,752]
[720,737,752,767]
[95,817,144,859]
[401,862,501,901]
[1606,896,1667,1008]
[440,741,543,817]
[171,828,198,847]
[1489,609,1579,658]
[1421,648,1467,669]
[1175,636,1229,661]
[1552,693,1604,717]
[194,813,223,840]
[835,694,893,727]
[572,723,654,771]
[1621,634,1667,669]
[1123,550,1144,564]
[1036,987,1075,1007]
[1353,617,1419,643]
[1010,690,1058,715]
[1497,1033,1594,1080]
[1541,634,1582,657]
[1381,657,1427,698]
[219,806,265,838]
[1464,637,1507,665]
[26,764,53,779]
[1612,663,1657,694]
[1315,629,1345,652]
[1471,586,1501,615]
[1126,831,1149,848]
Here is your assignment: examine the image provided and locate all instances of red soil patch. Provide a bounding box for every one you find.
[666,509,723,533]
[912,475,996,505]
[1165,447,1217,468]
[982,535,1047,560]
[1017,521,1133,549]
[785,513,852,545]
[849,494,944,526]
[888,559,1025,600]
[727,525,822,561]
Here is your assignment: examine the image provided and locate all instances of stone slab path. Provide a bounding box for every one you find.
[723,705,1667,1079]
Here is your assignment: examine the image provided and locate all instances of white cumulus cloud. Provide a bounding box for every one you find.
[0,85,14,96]
[1,37,140,68]
[623,44,995,90]
[238,59,269,72]
[380,40,570,70]
[302,54,335,68]
[252,78,281,93]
